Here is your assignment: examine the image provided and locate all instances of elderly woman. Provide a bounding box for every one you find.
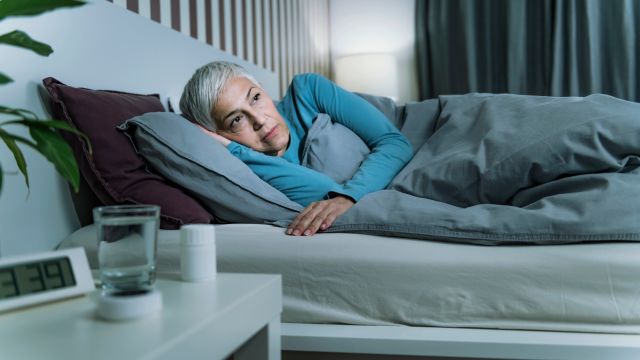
[180,61,412,236]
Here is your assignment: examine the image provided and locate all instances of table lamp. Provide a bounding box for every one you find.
[334,53,399,101]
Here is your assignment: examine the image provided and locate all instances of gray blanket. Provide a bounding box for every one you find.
[320,93,640,245]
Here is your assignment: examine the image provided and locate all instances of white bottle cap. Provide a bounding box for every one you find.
[180,224,216,246]
[180,224,217,282]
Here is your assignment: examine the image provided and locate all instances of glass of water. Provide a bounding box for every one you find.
[93,205,160,293]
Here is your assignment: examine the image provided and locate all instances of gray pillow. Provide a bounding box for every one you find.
[119,112,302,223]
[300,114,370,184]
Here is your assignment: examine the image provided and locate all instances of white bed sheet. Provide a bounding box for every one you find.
[60,224,640,334]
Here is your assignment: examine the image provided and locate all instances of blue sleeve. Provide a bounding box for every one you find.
[227,142,343,207]
[290,74,413,201]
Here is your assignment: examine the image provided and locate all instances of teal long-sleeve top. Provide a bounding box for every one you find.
[226,73,413,207]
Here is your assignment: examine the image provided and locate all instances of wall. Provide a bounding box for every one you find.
[329,0,417,104]
[0,1,277,257]
[108,0,331,97]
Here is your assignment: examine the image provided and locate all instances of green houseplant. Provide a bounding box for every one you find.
[0,0,90,194]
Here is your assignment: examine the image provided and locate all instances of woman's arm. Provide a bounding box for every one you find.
[231,142,355,236]
[282,74,413,236]
[291,73,413,201]
[227,142,343,207]
[199,125,343,207]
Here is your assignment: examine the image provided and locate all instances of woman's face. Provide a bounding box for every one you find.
[212,76,290,156]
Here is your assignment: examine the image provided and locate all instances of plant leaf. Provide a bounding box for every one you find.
[0,30,53,56]
[0,106,38,120]
[0,72,12,85]
[0,0,86,22]
[2,118,92,154]
[0,128,29,189]
[28,126,79,192]
[1,133,38,150]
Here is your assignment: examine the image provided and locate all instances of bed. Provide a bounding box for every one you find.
[59,223,640,359]
[3,2,640,359]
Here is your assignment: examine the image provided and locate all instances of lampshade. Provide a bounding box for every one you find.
[334,53,399,101]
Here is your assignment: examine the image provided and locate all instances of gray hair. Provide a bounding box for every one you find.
[179,61,260,130]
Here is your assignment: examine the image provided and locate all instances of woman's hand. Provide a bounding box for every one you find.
[198,125,231,146]
[287,195,355,236]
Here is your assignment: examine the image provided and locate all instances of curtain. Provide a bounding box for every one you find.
[416,0,640,101]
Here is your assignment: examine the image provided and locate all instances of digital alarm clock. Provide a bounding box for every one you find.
[0,247,95,313]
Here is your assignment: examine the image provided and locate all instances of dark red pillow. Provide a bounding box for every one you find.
[42,77,213,229]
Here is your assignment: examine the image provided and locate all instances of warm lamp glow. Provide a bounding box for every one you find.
[334,53,399,101]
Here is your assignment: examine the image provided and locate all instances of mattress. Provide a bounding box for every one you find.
[60,224,640,334]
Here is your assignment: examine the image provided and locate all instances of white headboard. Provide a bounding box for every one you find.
[0,0,278,257]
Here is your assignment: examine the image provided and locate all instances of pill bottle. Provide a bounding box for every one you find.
[180,224,217,282]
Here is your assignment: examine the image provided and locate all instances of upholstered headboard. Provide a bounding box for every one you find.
[0,0,278,257]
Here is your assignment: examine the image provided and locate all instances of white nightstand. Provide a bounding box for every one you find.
[0,273,282,360]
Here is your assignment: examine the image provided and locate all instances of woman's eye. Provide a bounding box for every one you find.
[229,116,242,129]
[253,93,261,102]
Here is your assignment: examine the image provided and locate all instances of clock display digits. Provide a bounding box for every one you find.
[0,268,19,299]
[0,257,76,299]
[43,258,75,289]
[24,264,46,293]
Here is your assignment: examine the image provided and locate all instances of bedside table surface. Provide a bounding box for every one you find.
[0,273,282,360]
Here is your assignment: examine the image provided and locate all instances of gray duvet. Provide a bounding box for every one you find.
[317,93,640,245]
